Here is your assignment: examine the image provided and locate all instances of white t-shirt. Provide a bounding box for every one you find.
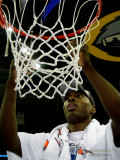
[68,131,85,144]
[7,119,120,160]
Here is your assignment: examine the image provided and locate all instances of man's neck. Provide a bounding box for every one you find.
[68,118,91,132]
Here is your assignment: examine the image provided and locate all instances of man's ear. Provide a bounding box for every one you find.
[91,106,96,115]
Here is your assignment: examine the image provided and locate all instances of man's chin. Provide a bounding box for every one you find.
[67,113,84,124]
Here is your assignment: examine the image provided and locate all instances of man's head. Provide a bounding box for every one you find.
[60,82,96,124]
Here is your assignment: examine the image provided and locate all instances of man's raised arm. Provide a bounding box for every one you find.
[0,60,22,156]
[79,45,120,147]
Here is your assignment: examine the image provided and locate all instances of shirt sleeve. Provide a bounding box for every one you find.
[106,119,120,159]
[7,132,49,160]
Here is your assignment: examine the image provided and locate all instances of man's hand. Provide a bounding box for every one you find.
[67,40,92,69]
[8,59,35,85]
[78,44,91,69]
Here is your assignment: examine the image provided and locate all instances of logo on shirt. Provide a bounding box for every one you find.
[70,143,94,160]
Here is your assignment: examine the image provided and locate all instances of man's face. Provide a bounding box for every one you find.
[63,91,95,123]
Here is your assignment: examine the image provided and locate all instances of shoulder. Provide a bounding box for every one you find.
[90,119,107,131]
[18,132,49,144]
[88,119,113,139]
[7,132,50,159]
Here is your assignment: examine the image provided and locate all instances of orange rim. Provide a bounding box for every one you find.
[0,0,102,40]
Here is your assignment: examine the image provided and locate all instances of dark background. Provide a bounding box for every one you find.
[0,0,120,158]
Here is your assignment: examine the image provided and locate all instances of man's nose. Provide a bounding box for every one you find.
[68,96,75,102]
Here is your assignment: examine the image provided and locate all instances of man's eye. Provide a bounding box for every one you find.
[65,96,69,100]
[77,94,82,98]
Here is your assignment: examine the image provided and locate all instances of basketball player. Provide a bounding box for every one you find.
[0,44,120,160]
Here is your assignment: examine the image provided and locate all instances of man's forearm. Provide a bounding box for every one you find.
[83,64,120,126]
[0,80,18,148]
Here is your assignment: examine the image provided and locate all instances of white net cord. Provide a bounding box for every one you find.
[1,0,100,99]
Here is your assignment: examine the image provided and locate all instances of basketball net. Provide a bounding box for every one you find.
[0,0,102,99]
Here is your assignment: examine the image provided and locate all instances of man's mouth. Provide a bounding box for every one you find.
[67,103,77,111]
